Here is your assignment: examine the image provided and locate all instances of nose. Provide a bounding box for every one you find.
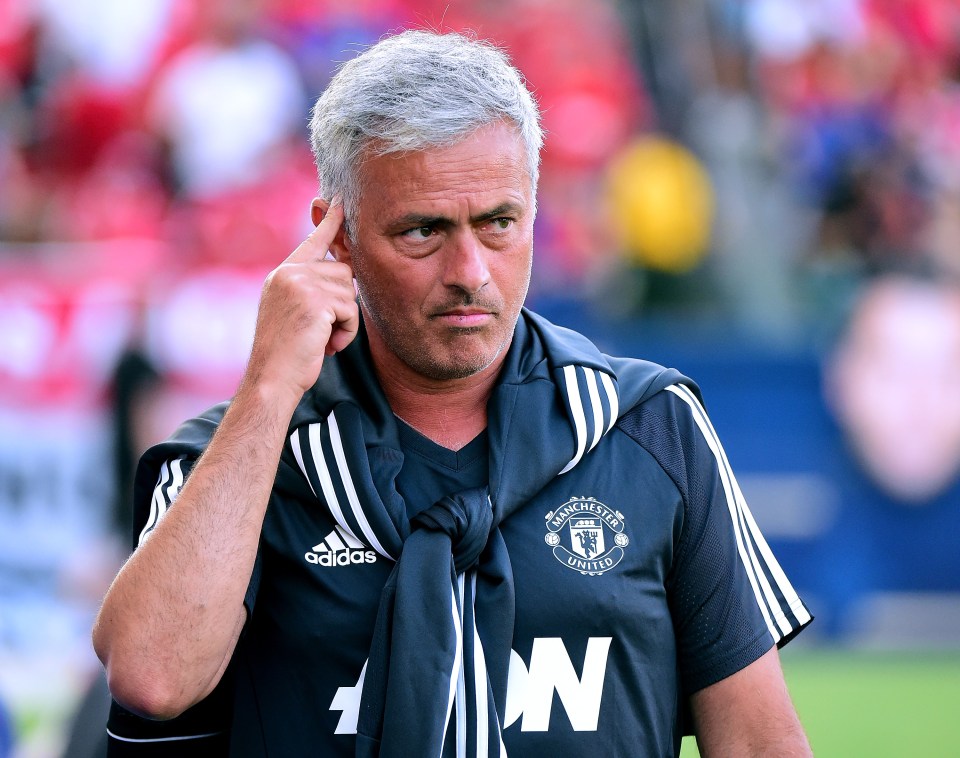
[443,230,490,295]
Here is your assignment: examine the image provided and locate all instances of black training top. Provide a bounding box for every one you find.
[106,314,811,757]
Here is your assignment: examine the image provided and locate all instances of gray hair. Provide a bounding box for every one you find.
[308,30,543,230]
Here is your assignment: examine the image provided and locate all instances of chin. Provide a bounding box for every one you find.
[415,346,502,381]
[422,358,494,381]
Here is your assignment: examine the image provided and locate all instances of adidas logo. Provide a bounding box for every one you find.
[304,526,378,567]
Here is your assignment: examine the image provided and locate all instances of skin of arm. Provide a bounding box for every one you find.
[92,203,356,720]
[689,646,813,757]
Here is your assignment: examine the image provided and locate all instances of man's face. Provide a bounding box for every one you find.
[342,122,535,382]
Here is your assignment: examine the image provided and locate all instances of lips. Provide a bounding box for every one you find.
[435,307,491,317]
[429,299,500,321]
[433,309,495,327]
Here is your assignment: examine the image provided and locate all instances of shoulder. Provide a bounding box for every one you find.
[615,382,710,497]
[133,400,229,472]
[617,381,704,434]
[144,401,230,460]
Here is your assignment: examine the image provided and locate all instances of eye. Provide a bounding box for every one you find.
[402,226,434,239]
[486,217,513,231]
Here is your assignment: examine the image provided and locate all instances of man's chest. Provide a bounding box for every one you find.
[246,437,684,748]
[262,434,681,638]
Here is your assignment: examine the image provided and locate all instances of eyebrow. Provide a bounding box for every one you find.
[389,203,523,231]
[470,203,522,223]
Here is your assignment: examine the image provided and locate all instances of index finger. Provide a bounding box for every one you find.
[286,200,346,264]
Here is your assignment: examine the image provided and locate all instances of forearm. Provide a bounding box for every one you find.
[93,379,300,719]
[695,716,811,758]
[690,647,812,758]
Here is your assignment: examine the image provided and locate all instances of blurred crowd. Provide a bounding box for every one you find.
[734,0,960,328]
[0,0,646,287]
[3,0,960,314]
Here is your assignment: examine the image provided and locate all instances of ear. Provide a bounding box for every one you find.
[310,197,353,264]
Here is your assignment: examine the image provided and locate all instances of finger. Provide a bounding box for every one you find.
[285,200,345,264]
[325,298,361,356]
[302,200,345,257]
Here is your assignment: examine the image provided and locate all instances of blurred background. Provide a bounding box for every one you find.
[1,0,959,755]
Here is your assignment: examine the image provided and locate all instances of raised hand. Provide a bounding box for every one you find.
[245,201,359,402]
[92,202,360,719]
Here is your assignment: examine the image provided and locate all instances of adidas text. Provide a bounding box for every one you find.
[305,549,377,566]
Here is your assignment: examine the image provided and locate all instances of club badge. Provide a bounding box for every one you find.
[544,496,629,576]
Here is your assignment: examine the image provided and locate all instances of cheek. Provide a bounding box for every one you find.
[499,246,533,296]
[357,260,424,319]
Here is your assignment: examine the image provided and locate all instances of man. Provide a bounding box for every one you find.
[93,30,813,757]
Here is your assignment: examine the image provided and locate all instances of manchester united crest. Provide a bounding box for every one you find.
[544,497,629,575]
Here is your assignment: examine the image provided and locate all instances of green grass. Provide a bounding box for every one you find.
[680,649,960,757]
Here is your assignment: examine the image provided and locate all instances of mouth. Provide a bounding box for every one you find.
[431,308,496,328]
[430,303,498,329]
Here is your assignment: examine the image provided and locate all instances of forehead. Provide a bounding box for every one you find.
[356,122,532,218]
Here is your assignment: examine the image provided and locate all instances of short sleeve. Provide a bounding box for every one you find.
[617,383,812,695]
[133,455,196,548]
[106,688,231,756]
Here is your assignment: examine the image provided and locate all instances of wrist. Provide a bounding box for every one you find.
[232,374,305,429]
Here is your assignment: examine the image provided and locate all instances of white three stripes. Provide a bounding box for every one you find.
[665,384,811,641]
[139,457,186,546]
[559,366,619,475]
[290,412,394,561]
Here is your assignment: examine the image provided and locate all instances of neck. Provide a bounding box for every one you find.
[367,343,505,453]
[382,369,500,451]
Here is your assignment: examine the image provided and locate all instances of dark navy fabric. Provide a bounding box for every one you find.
[284,309,685,758]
